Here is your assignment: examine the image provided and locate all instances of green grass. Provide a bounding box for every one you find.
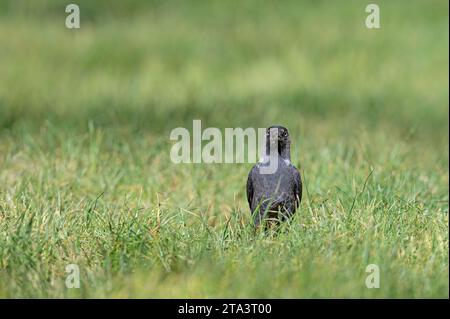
[0,0,448,298]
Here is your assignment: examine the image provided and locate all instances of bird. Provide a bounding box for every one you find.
[246,125,302,228]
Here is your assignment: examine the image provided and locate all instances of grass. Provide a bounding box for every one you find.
[0,0,448,298]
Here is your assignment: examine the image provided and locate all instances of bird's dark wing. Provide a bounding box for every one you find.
[246,167,255,210]
[292,166,302,208]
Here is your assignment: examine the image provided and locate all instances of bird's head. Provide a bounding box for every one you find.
[266,125,290,150]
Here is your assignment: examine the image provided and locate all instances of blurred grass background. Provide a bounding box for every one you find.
[0,0,448,298]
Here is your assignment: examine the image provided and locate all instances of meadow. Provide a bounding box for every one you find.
[0,0,448,298]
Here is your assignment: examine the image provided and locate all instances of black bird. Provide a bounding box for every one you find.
[246,126,302,227]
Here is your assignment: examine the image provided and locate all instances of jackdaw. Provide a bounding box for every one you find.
[246,125,302,227]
